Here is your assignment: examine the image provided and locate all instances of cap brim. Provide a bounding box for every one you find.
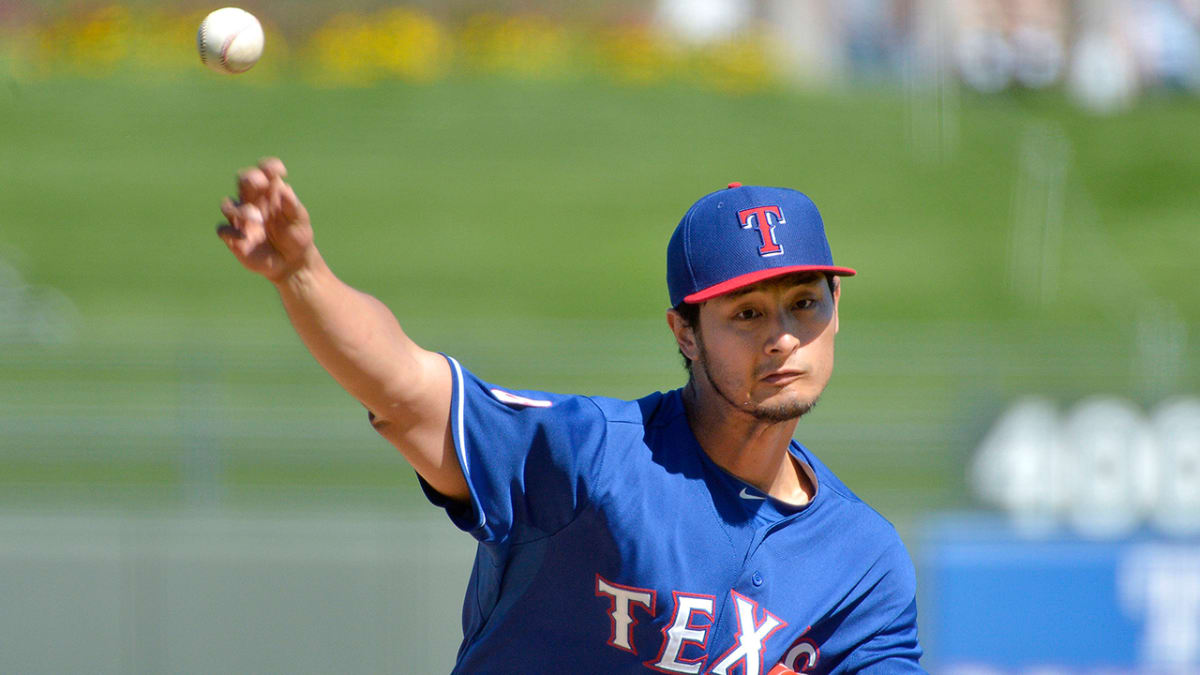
[682,265,857,304]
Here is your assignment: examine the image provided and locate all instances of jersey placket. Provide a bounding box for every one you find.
[706,454,821,674]
[695,520,794,675]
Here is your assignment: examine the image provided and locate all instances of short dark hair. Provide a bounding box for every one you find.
[671,274,837,373]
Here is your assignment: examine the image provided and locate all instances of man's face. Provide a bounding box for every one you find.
[682,273,840,422]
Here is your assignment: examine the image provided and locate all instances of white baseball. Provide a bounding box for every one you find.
[197,7,264,74]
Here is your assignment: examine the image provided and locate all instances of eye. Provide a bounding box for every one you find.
[794,298,818,311]
[733,308,761,321]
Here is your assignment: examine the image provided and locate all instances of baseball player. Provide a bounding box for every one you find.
[217,159,924,674]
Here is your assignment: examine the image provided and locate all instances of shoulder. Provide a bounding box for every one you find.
[801,445,896,525]
[586,389,679,427]
[796,442,915,582]
[791,446,922,664]
[447,355,681,437]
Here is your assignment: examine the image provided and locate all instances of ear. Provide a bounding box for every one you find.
[831,277,841,335]
[666,308,699,362]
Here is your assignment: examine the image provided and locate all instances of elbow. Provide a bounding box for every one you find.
[367,408,402,432]
[367,403,414,431]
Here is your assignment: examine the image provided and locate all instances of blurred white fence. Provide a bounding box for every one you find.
[0,511,476,674]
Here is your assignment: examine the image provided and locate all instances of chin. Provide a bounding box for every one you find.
[752,391,820,423]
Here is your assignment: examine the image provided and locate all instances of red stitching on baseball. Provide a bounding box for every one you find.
[219,25,247,72]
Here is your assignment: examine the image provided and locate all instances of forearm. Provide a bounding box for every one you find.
[217,158,464,498]
[273,250,436,421]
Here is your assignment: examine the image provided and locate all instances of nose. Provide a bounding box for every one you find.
[765,312,801,355]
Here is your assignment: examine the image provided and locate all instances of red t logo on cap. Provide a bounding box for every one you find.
[738,205,785,257]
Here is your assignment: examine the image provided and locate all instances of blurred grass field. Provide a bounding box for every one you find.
[1,74,1197,532]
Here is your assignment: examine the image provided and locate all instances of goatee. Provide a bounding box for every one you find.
[696,339,819,422]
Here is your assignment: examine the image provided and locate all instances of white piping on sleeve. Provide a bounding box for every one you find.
[445,355,486,531]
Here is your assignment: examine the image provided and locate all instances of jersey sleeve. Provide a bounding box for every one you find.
[837,598,924,673]
[832,541,925,674]
[418,354,609,546]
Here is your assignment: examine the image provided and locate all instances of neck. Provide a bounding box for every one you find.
[681,378,814,506]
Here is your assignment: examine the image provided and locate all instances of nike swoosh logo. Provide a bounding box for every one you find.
[739,488,766,501]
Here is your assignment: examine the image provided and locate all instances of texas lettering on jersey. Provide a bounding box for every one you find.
[595,574,819,675]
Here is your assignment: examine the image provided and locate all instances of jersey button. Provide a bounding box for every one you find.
[752,571,763,587]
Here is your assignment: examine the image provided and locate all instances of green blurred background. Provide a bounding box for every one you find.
[1,0,1198,671]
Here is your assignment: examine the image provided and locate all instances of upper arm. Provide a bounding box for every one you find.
[837,598,924,674]
[366,354,610,546]
[410,357,609,544]
[367,348,469,502]
[832,541,925,674]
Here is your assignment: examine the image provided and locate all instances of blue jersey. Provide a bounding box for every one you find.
[414,356,923,674]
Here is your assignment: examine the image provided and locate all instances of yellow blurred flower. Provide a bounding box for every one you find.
[41,5,133,76]
[460,13,576,80]
[307,8,449,85]
[9,3,776,93]
[125,10,204,75]
[308,12,376,85]
[687,35,777,93]
[592,23,679,85]
[372,7,451,81]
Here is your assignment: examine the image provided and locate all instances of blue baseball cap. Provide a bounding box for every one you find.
[666,183,856,307]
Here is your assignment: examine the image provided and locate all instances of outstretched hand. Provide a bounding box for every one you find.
[217,157,316,284]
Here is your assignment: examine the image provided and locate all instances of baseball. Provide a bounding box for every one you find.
[197,7,264,74]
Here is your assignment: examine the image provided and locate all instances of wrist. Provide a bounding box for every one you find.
[272,248,329,292]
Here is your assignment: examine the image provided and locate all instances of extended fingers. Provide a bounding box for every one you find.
[220,196,262,232]
[224,158,307,260]
[259,158,288,213]
[258,157,287,180]
[216,222,244,244]
[237,167,270,210]
[241,158,294,224]
[277,181,308,222]
[238,201,265,232]
[219,196,239,223]
[218,198,267,252]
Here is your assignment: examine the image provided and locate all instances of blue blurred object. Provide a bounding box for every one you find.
[921,514,1200,673]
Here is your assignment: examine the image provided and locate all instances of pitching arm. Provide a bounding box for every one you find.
[215,158,469,502]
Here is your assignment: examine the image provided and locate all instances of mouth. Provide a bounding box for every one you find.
[760,369,806,385]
